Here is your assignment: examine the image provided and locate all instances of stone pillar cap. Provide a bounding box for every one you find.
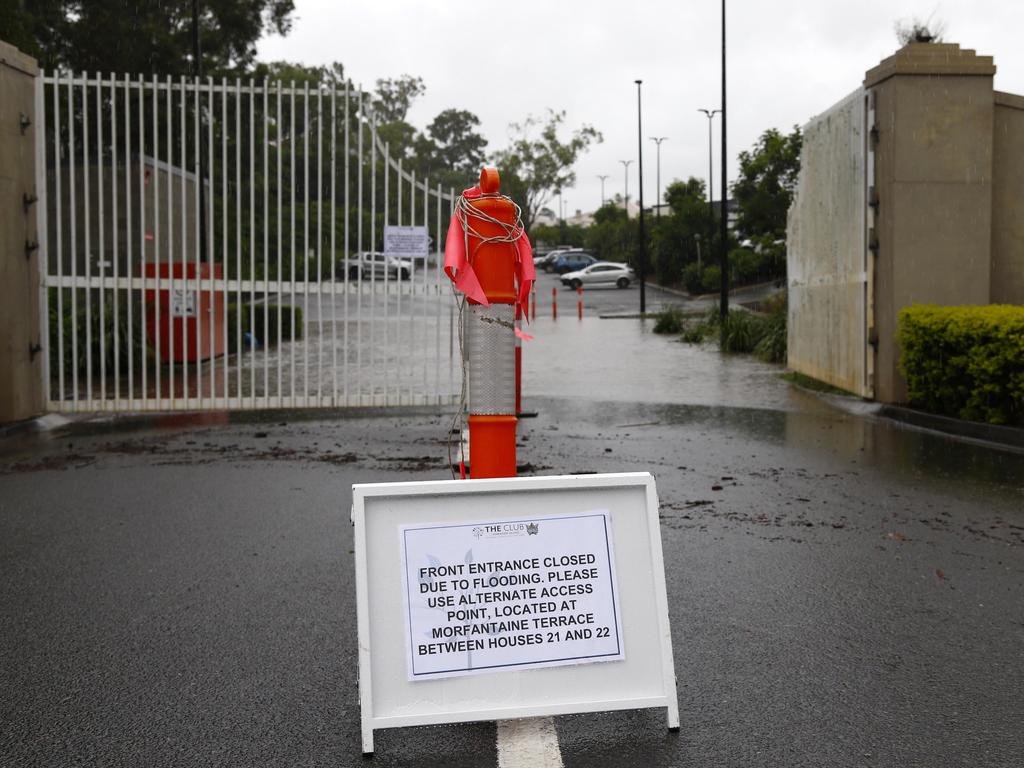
[865,42,995,88]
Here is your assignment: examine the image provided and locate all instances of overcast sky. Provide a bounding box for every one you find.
[258,1,1024,216]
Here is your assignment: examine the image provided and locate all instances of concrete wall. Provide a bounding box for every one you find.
[0,41,43,423]
[786,88,870,396]
[788,42,1022,405]
[991,92,1024,304]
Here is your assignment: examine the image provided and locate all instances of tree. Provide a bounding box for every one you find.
[1,0,295,74]
[732,126,802,242]
[895,16,946,45]
[493,110,602,232]
[650,177,707,285]
[413,109,488,189]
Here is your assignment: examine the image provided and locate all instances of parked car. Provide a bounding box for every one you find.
[534,249,566,271]
[552,251,598,274]
[347,252,412,281]
[561,262,636,289]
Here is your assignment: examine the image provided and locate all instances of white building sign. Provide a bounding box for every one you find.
[384,225,429,258]
[401,510,623,680]
[170,288,197,318]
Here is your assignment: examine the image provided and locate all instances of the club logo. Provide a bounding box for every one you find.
[526,522,539,535]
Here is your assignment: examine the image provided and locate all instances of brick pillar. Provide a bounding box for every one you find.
[0,40,43,423]
[865,43,996,403]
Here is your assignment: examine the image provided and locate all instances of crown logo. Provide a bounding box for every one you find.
[526,522,539,535]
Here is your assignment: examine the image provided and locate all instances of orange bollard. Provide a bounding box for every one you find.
[577,285,583,319]
[552,287,557,319]
[465,167,518,479]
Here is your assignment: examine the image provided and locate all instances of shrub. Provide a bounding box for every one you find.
[897,304,1024,425]
[720,310,765,353]
[652,306,686,334]
[682,263,703,295]
[226,303,304,352]
[754,300,787,363]
[701,265,722,293]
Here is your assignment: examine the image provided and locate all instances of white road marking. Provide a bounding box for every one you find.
[497,716,564,768]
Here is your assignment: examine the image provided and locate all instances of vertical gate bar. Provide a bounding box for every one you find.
[137,74,147,406]
[249,78,256,403]
[330,84,337,406]
[289,80,296,402]
[370,114,377,405]
[317,82,324,405]
[303,81,310,406]
[207,77,215,402]
[277,81,283,405]
[97,75,106,403]
[194,76,202,406]
[69,77,78,406]
[421,176,429,401]
[435,182,442,404]
[263,79,270,403]
[124,77,133,402]
[35,74,51,406]
[356,86,363,406]
[396,158,403,403]
[109,74,119,405]
[152,74,161,404]
[54,74,65,404]
[383,142,389,405]
[83,73,93,405]
[403,171,411,405]
[222,78,230,403]
[182,75,190,405]
[166,76,174,401]
[235,77,242,406]
[343,80,350,407]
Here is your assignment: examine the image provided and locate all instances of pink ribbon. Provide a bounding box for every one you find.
[443,187,536,320]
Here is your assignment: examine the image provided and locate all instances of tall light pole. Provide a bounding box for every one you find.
[635,79,647,316]
[558,189,566,244]
[597,174,609,207]
[649,137,668,219]
[719,0,729,320]
[698,108,720,275]
[619,160,633,218]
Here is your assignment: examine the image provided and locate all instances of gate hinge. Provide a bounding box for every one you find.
[29,342,43,361]
[23,192,38,212]
[25,239,39,259]
[20,112,32,134]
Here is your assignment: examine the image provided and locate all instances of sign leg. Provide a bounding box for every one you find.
[361,722,374,757]
[667,699,680,732]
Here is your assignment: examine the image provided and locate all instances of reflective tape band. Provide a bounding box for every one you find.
[467,303,516,415]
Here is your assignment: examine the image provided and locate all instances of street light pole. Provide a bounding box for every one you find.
[635,79,647,316]
[597,174,609,207]
[719,0,729,320]
[649,137,668,219]
[698,108,720,278]
[619,160,632,218]
[558,189,566,244]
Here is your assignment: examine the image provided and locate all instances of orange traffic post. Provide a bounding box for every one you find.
[464,167,518,479]
[577,285,583,319]
[552,287,558,319]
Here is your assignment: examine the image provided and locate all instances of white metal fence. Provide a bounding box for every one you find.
[36,72,461,412]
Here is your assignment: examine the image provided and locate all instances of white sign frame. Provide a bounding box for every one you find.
[351,473,679,756]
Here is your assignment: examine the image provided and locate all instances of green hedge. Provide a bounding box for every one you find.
[897,304,1024,426]
[226,303,303,352]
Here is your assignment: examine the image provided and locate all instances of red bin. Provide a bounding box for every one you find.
[144,262,226,363]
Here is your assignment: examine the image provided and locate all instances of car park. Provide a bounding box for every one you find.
[347,252,413,281]
[560,261,636,289]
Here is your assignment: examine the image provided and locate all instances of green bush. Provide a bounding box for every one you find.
[652,306,686,334]
[720,310,765,353]
[701,265,722,293]
[226,303,304,352]
[897,304,1024,426]
[754,300,787,363]
[682,263,703,295]
[48,287,144,378]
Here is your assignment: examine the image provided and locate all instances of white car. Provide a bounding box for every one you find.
[348,252,413,281]
[561,262,636,289]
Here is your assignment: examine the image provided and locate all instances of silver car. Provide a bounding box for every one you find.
[561,262,636,289]
[348,252,413,281]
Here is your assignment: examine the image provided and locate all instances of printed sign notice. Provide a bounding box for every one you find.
[400,510,624,680]
[384,225,429,258]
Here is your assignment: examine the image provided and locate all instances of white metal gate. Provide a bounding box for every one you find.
[36,72,461,412]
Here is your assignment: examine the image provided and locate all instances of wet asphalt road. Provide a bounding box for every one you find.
[2,390,1023,766]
